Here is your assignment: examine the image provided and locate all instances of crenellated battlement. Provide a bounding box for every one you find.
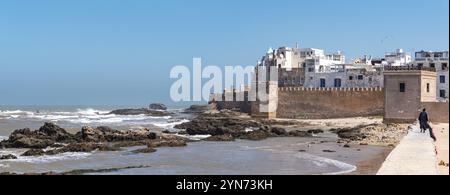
[278,87,384,92]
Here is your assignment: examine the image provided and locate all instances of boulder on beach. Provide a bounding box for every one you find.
[149,103,167,111]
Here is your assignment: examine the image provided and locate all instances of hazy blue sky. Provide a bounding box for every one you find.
[0,0,448,106]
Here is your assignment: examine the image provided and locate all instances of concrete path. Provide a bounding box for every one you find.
[377,123,438,175]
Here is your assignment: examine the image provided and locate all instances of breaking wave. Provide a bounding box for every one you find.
[1,152,92,164]
[0,136,8,141]
[153,119,190,128]
[294,153,357,175]
[0,108,176,127]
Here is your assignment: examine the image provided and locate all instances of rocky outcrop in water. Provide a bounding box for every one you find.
[174,110,322,141]
[0,154,17,160]
[149,103,167,111]
[0,123,77,149]
[109,108,172,116]
[0,122,189,157]
[182,104,217,114]
[76,126,157,142]
[204,134,235,142]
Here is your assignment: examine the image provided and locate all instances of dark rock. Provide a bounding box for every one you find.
[0,154,17,160]
[9,137,56,149]
[78,126,156,142]
[112,141,149,148]
[130,147,157,154]
[148,139,187,148]
[322,150,336,153]
[343,144,351,148]
[175,113,261,137]
[38,122,73,141]
[149,103,167,111]
[307,129,325,134]
[288,130,313,137]
[0,123,78,149]
[177,131,188,135]
[239,130,270,141]
[270,127,288,136]
[109,108,171,116]
[299,150,307,152]
[204,134,235,142]
[57,143,119,153]
[22,149,46,156]
[183,104,217,114]
[329,125,372,141]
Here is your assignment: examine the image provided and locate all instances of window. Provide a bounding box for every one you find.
[440,76,446,84]
[349,76,354,80]
[320,79,326,87]
[308,68,314,72]
[443,63,448,70]
[368,77,373,82]
[319,66,324,72]
[334,78,342,88]
[430,63,435,68]
[427,83,430,93]
[358,75,364,80]
[400,83,406,92]
[418,63,423,68]
[440,90,446,98]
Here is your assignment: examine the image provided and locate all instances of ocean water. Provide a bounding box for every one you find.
[0,106,385,175]
[0,106,189,135]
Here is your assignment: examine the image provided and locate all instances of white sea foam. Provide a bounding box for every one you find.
[2,152,92,164]
[76,108,110,115]
[0,110,34,117]
[176,134,211,141]
[4,107,172,125]
[295,153,357,175]
[0,136,8,141]
[154,119,190,129]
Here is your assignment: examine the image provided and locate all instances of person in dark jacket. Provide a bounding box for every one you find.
[418,109,436,141]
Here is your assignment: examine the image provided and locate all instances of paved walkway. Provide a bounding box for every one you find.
[377,123,438,175]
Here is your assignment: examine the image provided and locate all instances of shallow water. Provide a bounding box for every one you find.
[0,106,388,175]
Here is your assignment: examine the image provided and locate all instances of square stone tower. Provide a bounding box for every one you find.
[384,67,437,123]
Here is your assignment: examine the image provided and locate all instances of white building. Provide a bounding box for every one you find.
[413,50,449,101]
[304,64,384,88]
[385,49,412,66]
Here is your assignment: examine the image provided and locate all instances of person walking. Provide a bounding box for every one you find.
[418,108,436,141]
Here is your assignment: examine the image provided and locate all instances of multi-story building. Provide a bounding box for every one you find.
[412,50,449,101]
[304,64,384,88]
[385,49,412,66]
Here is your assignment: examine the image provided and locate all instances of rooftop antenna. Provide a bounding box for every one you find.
[296,42,299,49]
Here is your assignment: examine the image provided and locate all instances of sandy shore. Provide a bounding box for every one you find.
[274,117,383,130]
[276,117,397,175]
[432,123,449,175]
